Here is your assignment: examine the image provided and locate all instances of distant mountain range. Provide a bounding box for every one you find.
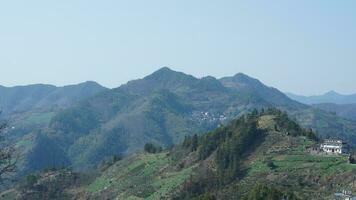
[286,90,356,105]
[0,81,108,117]
[2,67,356,178]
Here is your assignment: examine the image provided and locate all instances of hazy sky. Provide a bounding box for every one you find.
[0,0,355,95]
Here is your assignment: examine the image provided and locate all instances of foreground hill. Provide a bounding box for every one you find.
[3,110,355,199]
[10,67,356,177]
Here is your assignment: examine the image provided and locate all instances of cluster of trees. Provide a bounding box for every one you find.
[182,134,198,152]
[178,112,266,199]
[274,111,317,140]
[144,143,163,154]
[188,111,267,182]
[215,117,263,182]
[242,184,300,200]
[174,165,218,200]
[177,108,317,199]
[261,108,318,141]
[0,122,16,184]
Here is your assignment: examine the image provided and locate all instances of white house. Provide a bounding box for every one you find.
[320,139,349,154]
[334,190,356,200]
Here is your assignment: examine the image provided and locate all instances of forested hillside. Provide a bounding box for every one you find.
[4,68,356,178]
[0,81,107,117]
[3,110,354,200]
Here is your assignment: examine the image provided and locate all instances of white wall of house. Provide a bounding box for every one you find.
[320,144,344,154]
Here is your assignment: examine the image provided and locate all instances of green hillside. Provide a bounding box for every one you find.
[4,110,354,200]
[8,68,356,178]
[0,81,108,117]
[3,68,356,181]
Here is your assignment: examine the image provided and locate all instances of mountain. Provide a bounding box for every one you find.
[4,111,355,199]
[312,103,356,121]
[220,73,306,110]
[5,68,356,178]
[34,68,256,170]
[0,81,108,117]
[286,90,356,105]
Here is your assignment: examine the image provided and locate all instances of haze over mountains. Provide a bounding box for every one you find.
[286,91,356,121]
[0,81,108,117]
[286,90,356,105]
[1,67,356,178]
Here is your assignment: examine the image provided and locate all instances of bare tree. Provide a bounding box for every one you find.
[0,121,17,183]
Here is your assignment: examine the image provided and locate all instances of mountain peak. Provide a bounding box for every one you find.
[232,73,260,83]
[324,90,340,96]
[219,73,262,88]
[121,67,197,95]
[145,67,196,82]
[157,66,173,72]
[149,67,176,77]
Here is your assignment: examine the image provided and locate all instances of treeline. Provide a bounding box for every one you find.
[242,184,300,200]
[178,108,314,199]
[179,111,267,199]
[271,109,318,141]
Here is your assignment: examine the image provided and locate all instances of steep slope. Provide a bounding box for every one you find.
[5,111,355,200]
[286,90,356,105]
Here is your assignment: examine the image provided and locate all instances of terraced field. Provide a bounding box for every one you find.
[86,152,197,199]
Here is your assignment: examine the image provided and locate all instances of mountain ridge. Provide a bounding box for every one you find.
[286,90,356,105]
[0,81,108,117]
[3,67,356,180]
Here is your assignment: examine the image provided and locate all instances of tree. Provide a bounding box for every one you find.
[0,122,17,183]
[144,143,162,153]
[191,134,198,151]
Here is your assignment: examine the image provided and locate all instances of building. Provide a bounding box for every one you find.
[320,139,349,154]
[334,190,356,200]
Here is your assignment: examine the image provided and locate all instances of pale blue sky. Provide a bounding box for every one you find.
[0,0,355,95]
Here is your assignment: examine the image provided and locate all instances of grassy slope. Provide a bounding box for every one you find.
[232,115,356,199]
[81,114,356,200]
[85,152,196,200]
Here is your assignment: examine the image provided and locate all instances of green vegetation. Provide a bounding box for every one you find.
[86,152,196,199]
[21,112,55,126]
[242,184,300,200]
[2,110,356,199]
[4,68,356,180]
[144,143,163,154]
[2,68,356,199]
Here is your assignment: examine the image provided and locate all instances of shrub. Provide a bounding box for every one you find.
[144,143,163,153]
